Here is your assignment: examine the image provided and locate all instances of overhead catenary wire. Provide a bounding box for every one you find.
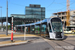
[7,0,75,17]
[48,0,55,7]
[8,1,25,7]
[47,0,75,12]
[56,1,75,12]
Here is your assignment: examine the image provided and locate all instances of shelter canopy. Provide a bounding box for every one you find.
[15,18,51,27]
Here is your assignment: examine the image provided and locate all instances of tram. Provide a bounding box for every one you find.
[16,17,64,40]
[47,18,64,40]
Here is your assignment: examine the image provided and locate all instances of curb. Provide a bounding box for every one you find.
[65,35,74,36]
[0,36,39,39]
[0,41,28,47]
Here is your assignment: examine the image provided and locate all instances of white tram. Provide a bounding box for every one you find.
[47,18,64,40]
[16,17,64,40]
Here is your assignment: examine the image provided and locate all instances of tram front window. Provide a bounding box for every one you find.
[52,22,63,32]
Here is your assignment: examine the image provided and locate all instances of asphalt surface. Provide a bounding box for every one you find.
[44,36,75,50]
[0,36,75,50]
[0,37,54,50]
[0,31,75,50]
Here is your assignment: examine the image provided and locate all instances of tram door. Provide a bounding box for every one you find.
[41,24,46,37]
[35,25,40,35]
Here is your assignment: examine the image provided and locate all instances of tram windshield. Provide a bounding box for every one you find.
[51,18,63,32]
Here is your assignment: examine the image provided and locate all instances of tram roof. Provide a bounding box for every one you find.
[15,18,51,27]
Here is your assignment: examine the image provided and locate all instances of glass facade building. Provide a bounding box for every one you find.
[10,4,45,30]
[25,4,45,19]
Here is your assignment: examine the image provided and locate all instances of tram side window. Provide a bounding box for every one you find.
[48,23,52,32]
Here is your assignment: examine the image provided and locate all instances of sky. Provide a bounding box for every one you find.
[0,0,75,18]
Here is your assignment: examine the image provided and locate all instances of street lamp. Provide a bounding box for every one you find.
[6,0,8,35]
[0,6,2,30]
[0,6,2,18]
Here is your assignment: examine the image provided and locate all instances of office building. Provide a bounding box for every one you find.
[25,4,45,19]
[10,4,45,30]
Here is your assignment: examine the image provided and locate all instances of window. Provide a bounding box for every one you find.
[35,25,40,33]
[41,8,45,11]
[51,22,63,32]
[34,5,36,7]
[58,13,61,15]
[41,12,45,14]
[74,11,75,13]
[41,24,46,33]
[62,17,64,19]
[51,18,63,32]
[62,13,65,15]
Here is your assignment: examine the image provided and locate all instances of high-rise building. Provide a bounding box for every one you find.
[25,4,45,19]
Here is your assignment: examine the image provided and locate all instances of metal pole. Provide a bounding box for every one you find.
[6,0,8,35]
[1,7,2,28]
[0,7,2,16]
[0,7,2,30]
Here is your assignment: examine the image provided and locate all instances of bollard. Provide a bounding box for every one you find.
[11,32,13,42]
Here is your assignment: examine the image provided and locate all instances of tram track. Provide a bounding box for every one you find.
[62,40,75,46]
[52,40,66,50]
[62,40,75,50]
[42,38,65,50]
[52,40,75,50]
[40,36,75,50]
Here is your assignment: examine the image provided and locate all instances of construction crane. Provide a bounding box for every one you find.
[66,0,70,26]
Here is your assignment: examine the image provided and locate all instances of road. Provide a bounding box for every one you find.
[44,36,75,50]
[0,36,75,50]
[0,31,75,50]
[0,37,54,50]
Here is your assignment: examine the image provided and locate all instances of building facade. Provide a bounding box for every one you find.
[25,4,45,19]
[50,10,75,27]
[70,10,75,26]
[10,4,45,30]
[50,11,67,22]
